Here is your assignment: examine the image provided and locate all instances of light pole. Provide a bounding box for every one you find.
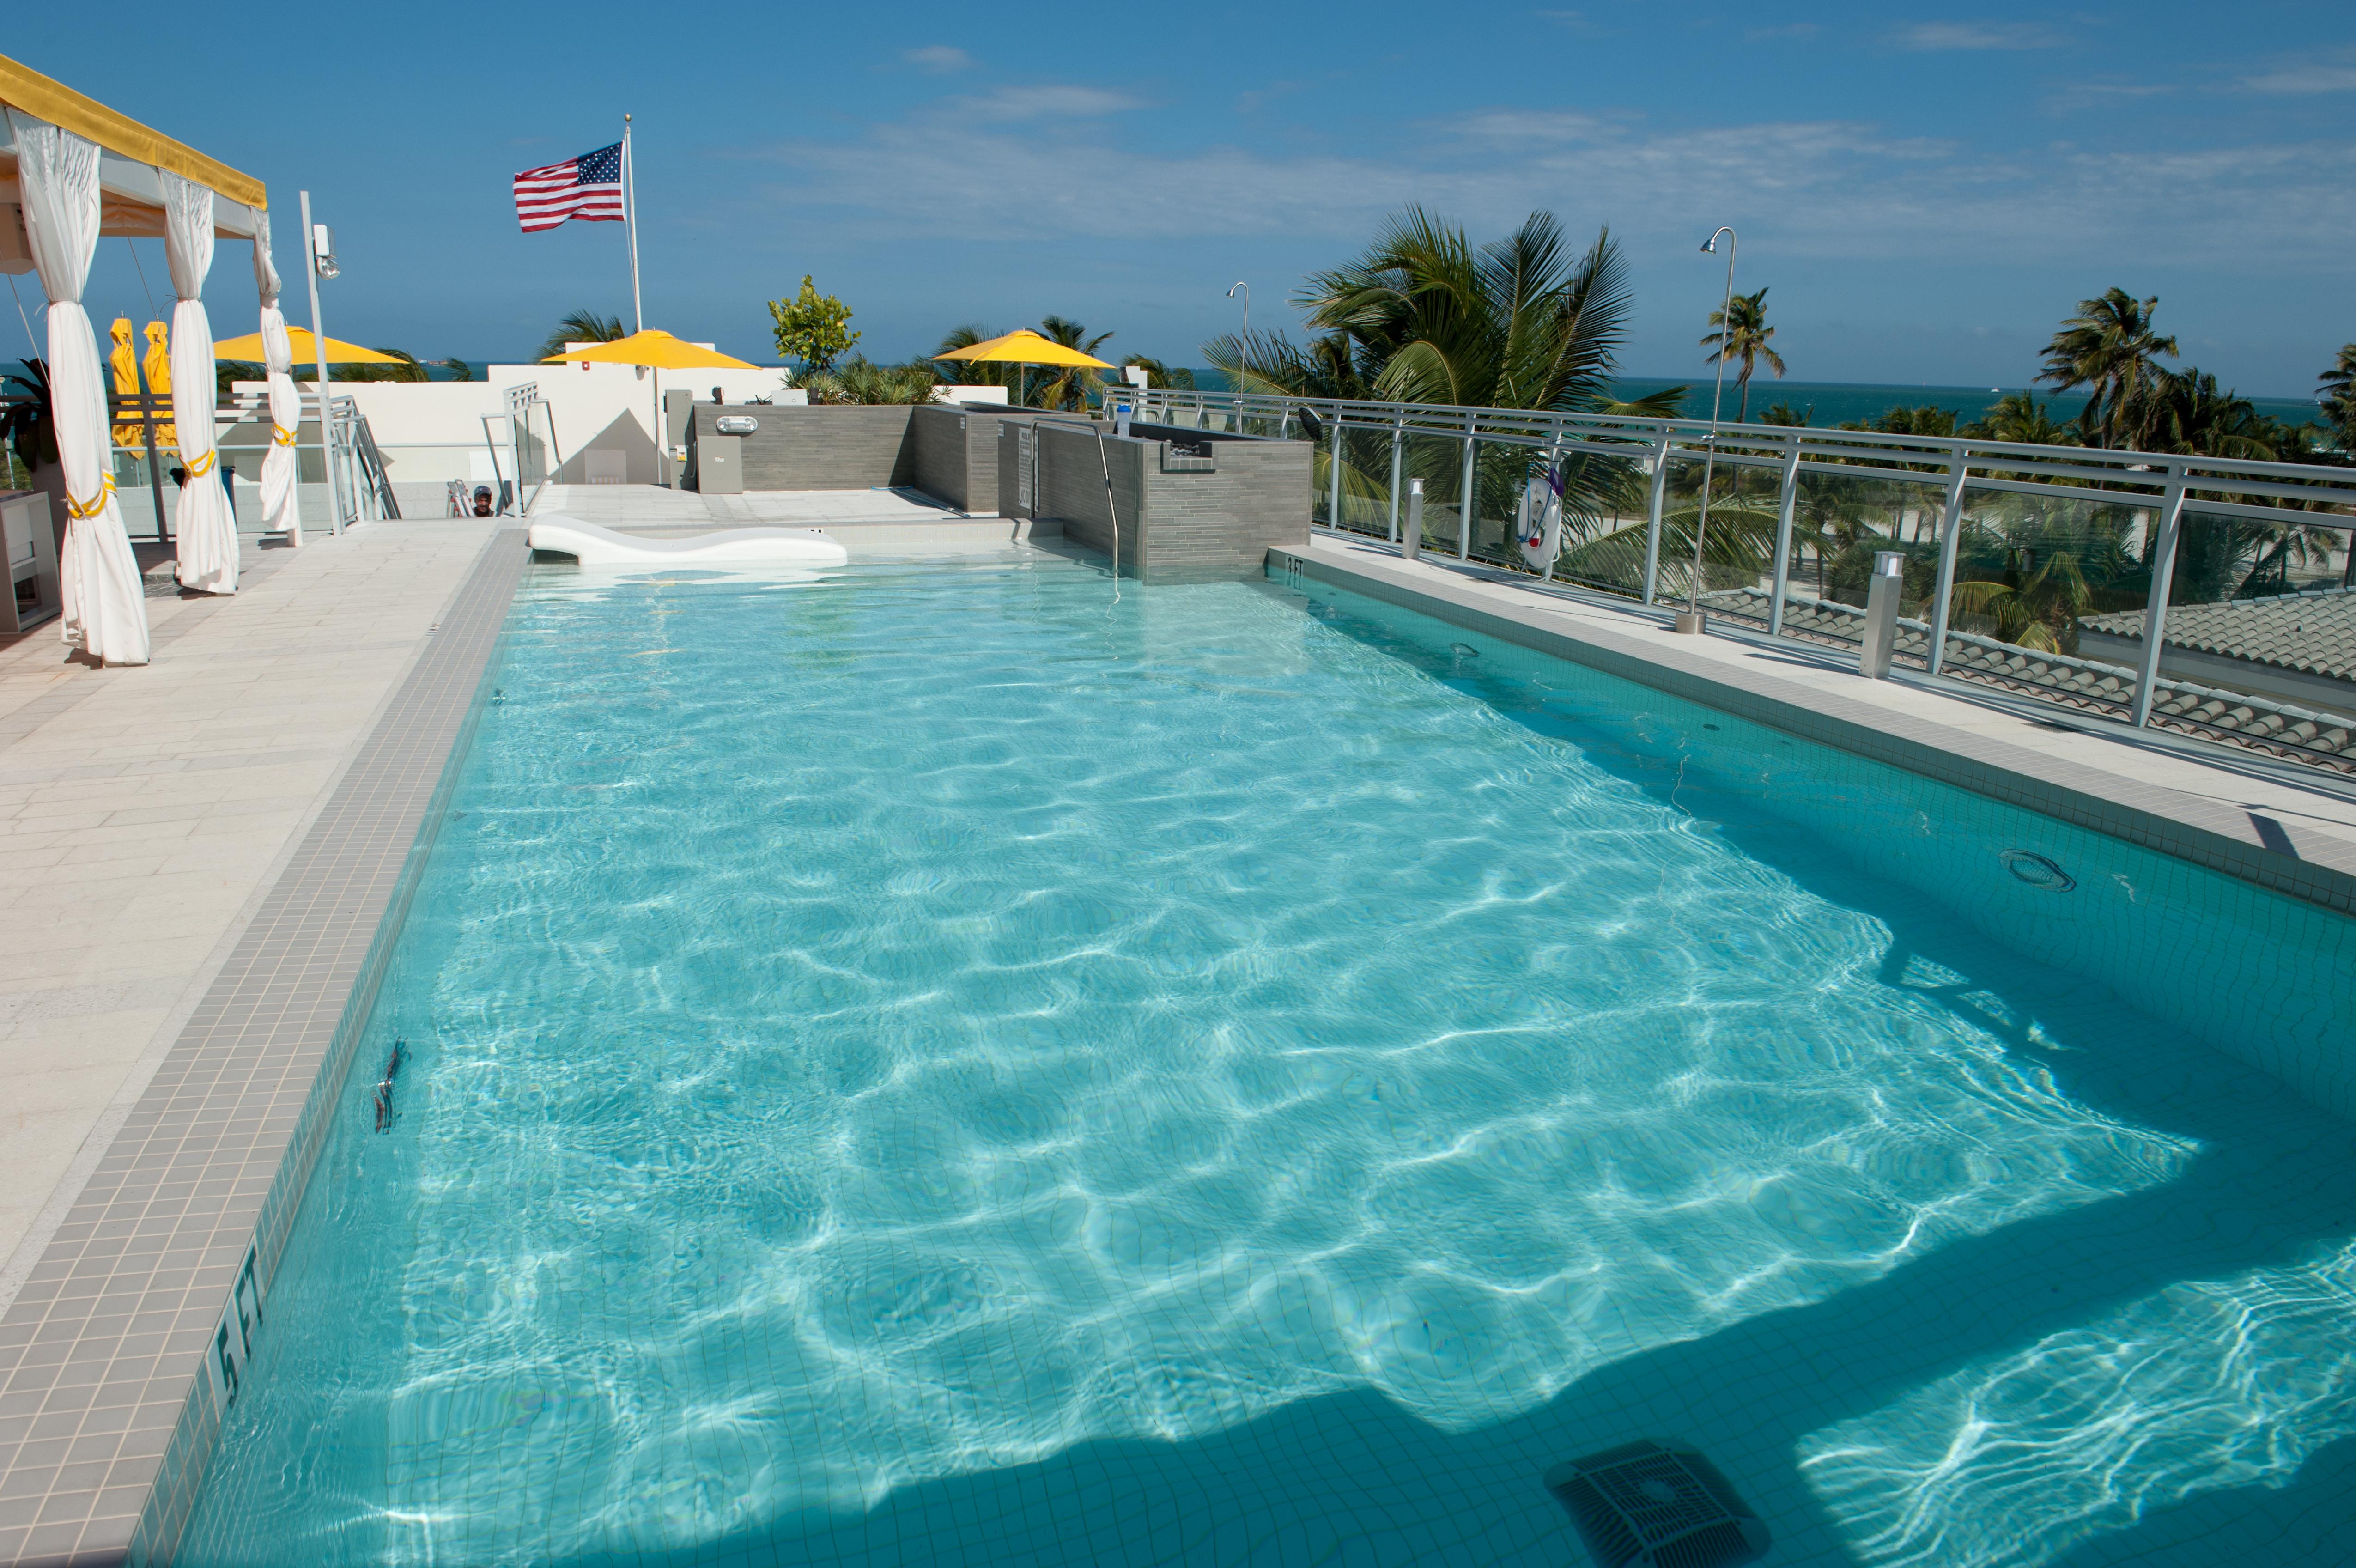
[1227,280,1248,354]
[1677,225,1737,634]
[299,190,343,537]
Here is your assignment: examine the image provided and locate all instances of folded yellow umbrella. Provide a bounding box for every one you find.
[542,329,757,371]
[934,329,1111,370]
[212,328,403,364]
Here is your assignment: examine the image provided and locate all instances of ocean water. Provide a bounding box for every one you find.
[1170,373,2330,433]
[178,551,2356,1568]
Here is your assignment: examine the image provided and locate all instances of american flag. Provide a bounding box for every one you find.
[513,142,625,232]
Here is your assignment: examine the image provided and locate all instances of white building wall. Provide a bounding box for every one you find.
[231,355,803,488]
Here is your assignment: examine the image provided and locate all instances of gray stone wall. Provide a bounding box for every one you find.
[1140,438,1312,583]
[1035,424,1147,572]
[691,405,917,491]
[1022,422,1311,583]
[910,406,972,509]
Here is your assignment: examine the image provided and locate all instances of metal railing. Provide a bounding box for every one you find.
[504,383,559,518]
[1130,387,2356,772]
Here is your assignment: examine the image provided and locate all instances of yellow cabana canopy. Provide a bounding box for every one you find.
[213,328,402,364]
[0,54,266,244]
[542,329,757,371]
[934,329,1111,369]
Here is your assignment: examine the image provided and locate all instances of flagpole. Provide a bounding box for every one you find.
[623,115,643,333]
[624,115,662,486]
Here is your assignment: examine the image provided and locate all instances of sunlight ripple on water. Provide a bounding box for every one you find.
[179,556,2198,1564]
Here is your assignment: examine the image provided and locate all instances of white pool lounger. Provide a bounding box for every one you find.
[526,516,850,567]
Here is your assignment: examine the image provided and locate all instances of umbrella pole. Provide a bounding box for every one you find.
[652,367,663,487]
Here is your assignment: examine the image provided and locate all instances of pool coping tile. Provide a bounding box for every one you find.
[0,530,529,1568]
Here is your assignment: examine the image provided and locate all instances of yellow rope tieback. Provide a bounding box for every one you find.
[67,475,116,521]
[182,450,218,479]
[272,424,299,447]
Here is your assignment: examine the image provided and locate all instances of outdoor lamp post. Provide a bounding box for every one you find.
[1677,225,1738,634]
[1227,281,1248,349]
[299,189,345,536]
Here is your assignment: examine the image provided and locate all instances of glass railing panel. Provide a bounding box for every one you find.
[1547,447,1654,599]
[2129,510,2356,770]
[1936,491,2148,717]
[1661,453,1779,625]
[1768,471,1947,662]
[1329,426,1392,540]
[1464,441,1528,568]
[1400,432,1466,554]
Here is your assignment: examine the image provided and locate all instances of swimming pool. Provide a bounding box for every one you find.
[178,549,2356,1567]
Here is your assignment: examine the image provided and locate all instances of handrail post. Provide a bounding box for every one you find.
[1767,433,1802,638]
[1640,433,1671,605]
[1457,414,1476,559]
[1386,422,1404,543]
[1541,439,1562,582]
[2129,462,2192,728]
[1327,413,1344,531]
[1925,450,1973,677]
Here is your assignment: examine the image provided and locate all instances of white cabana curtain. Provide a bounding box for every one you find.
[163,171,236,594]
[248,209,301,547]
[6,110,149,666]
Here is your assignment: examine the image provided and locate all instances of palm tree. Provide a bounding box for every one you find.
[801,357,938,405]
[1699,287,1785,423]
[933,325,1013,389]
[2319,343,2356,451]
[1215,207,1657,571]
[1118,355,1193,391]
[1597,386,1692,419]
[536,309,626,364]
[2037,288,2176,450]
[1962,392,2078,447]
[1284,207,1631,414]
[2125,367,2275,461]
[1202,329,1368,401]
[1031,315,1114,410]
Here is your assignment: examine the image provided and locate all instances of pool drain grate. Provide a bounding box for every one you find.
[1543,1439,1770,1568]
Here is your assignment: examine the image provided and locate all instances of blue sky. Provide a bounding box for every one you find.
[10,2,2352,395]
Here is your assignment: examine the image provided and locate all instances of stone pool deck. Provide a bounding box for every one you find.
[0,491,2349,1566]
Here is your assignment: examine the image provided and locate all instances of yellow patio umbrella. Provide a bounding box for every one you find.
[212,328,404,364]
[543,331,763,488]
[541,329,759,372]
[934,328,1112,408]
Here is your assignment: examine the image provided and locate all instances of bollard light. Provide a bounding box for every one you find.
[1403,478,1424,562]
[1859,549,1906,679]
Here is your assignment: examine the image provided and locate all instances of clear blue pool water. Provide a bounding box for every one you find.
[180,550,2356,1568]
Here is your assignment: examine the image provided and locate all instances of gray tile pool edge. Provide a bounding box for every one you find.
[1273,546,2356,920]
[0,530,530,1568]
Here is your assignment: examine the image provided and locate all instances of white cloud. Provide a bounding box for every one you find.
[902,45,973,75]
[2046,80,2173,110]
[949,85,1144,122]
[2238,63,2356,93]
[1437,109,1619,145]
[1893,22,2064,50]
[741,105,2354,273]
